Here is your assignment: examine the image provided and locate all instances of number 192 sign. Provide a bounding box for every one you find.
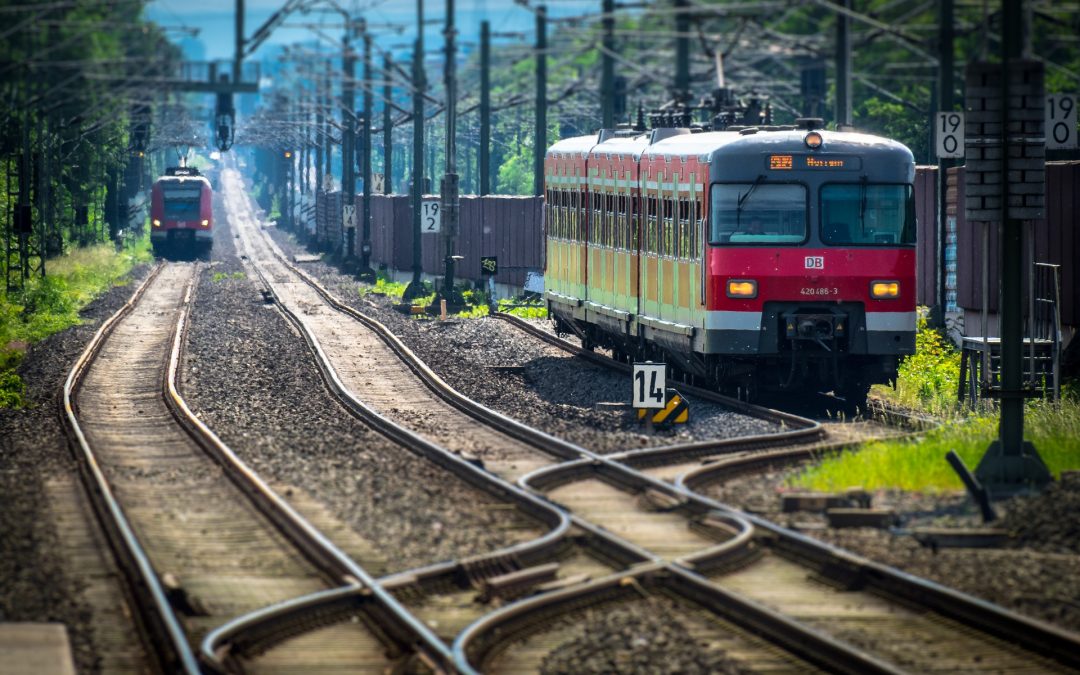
[421,200,441,233]
[633,363,666,409]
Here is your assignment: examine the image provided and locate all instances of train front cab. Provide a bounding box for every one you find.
[703,130,917,399]
[150,173,213,257]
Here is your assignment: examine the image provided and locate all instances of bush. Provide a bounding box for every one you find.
[0,238,151,408]
[873,312,960,414]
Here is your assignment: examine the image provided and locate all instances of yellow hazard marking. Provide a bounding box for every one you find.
[637,391,689,425]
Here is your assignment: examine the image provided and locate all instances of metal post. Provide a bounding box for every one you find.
[234,0,244,85]
[479,21,491,195]
[324,59,332,186]
[974,0,1050,495]
[342,18,357,261]
[935,0,954,327]
[315,78,324,195]
[834,0,852,126]
[360,26,374,276]
[383,53,393,194]
[674,0,689,105]
[404,0,426,299]
[601,0,615,128]
[441,0,460,303]
[534,4,547,197]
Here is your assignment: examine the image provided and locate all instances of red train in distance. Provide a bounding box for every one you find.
[150,166,213,257]
[544,119,917,405]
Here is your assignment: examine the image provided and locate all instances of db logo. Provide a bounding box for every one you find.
[805,256,825,270]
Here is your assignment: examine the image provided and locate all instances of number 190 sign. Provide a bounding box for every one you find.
[633,363,666,409]
[936,111,965,159]
[1046,95,1077,150]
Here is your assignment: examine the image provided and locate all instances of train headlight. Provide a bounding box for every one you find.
[804,131,824,149]
[871,280,900,299]
[726,279,758,299]
[201,219,209,226]
[152,219,161,227]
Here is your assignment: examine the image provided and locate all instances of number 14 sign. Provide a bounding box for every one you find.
[633,362,667,409]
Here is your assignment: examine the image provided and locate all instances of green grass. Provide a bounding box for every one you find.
[498,298,547,320]
[359,274,425,301]
[0,236,152,408]
[789,398,1080,492]
[212,271,246,282]
[793,309,1080,492]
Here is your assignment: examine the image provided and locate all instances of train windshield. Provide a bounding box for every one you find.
[710,183,807,245]
[820,183,915,245]
[162,184,202,220]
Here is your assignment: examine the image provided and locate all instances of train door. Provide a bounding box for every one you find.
[639,165,661,322]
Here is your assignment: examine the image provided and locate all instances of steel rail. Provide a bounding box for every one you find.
[164,274,459,673]
[236,185,1080,670]
[492,312,1080,669]
[59,262,201,674]
[242,230,924,675]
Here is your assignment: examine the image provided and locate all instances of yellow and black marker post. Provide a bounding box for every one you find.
[638,388,689,427]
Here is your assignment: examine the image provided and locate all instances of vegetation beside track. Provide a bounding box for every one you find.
[359,273,546,319]
[792,399,1080,492]
[796,315,1079,491]
[871,314,961,415]
[0,237,152,407]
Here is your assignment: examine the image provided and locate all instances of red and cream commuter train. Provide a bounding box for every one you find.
[150,166,213,257]
[543,120,916,403]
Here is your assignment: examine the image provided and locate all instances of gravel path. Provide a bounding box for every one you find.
[0,265,151,673]
[179,192,539,573]
[265,229,778,454]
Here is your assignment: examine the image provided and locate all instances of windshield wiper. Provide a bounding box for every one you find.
[859,175,868,231]
[735,174,766,229]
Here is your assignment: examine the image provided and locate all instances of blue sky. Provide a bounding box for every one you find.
[145,0,600,61]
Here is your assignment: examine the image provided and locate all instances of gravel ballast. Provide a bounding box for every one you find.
[0,266,151,673]
[263,229,1080,636]
[708,466,1080,632]
[180,196,540,572]
[265,229,779,454]
[538,598,751,675]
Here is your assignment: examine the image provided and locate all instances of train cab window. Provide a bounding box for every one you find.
[710,183,807,245]
[820,183,916,246]
[162,184,202,220]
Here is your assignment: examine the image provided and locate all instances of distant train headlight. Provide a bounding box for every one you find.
[152,219,161,227]
[201,219,209,226]
[871,280,900,298]
[804,131,824,149]
[726,279,757,299]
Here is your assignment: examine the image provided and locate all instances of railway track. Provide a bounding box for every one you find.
[221,163,1080,673]
[60,260,455,673]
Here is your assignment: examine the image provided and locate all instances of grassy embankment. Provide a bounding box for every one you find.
[791,315,1080,491]
[360,274,547,320]
[0,237,152,407]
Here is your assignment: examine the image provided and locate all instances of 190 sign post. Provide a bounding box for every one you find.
[633,362,666,433]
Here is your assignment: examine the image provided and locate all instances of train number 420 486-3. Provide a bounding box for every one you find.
[800,287,839,296]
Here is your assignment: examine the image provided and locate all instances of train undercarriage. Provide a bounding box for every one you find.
[551,304,902,408]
